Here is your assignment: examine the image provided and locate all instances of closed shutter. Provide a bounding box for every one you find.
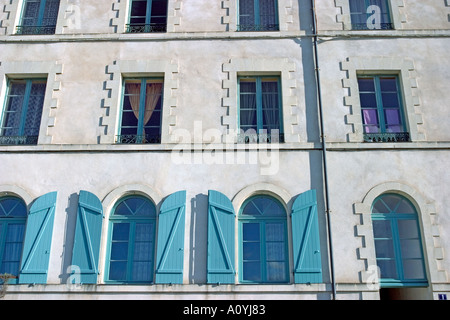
[291,189,323,284]
[207,190,235,284]
[71,190,103,284]
[19,191,57,284]
[155,190,186,284]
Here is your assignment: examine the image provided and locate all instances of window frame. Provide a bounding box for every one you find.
[237,0,279,32]
[238,195,289,284]
[17,0,60,35]
[371,194,428,288]
[0,196,27,284]
[348,0,393,30]
[237,75,284,143]
[357,74,409,142]
[0,78,47,146]
[126,0,168,33]
[104,195,158,284]
[117,77,164,144]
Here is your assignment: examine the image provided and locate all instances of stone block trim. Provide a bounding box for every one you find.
[222,57,299,143]
[222,0,295,32]
[101,59,179,144]
[335,0,406,31]
[0,60,63,144]
[340,56,424,142]
[354,182,447,289]
[111,0,182,33]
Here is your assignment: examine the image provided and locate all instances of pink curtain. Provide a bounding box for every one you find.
[126,82,163,141]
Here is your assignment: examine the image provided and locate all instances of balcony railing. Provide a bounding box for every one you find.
[125,23,167,33]
[16,25,56,35]
[237,24,279,32]
[116,134,161,144]
[237,133,284,144]
[351,23,394,30]
[0,135,38,146]
[363,132,410,143]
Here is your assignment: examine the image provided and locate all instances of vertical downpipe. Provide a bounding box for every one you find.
[310,0,337,300]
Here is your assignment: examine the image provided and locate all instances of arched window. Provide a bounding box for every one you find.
[0,197,27,282]
[239,195,288,283]
[106,195,157,283]
[371,193,428,287]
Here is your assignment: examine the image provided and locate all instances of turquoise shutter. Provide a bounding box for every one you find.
[207,190,235,284]
[291,189,323,284]
[71,190,103,284]
[19,191,57,284]
[155,190,186,284]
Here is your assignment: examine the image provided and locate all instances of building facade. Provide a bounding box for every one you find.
[0,0,448,300]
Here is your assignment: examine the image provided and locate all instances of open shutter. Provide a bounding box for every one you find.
[71,190,103,284]
[155,190,186,284]
[207,190,235,284]
[19,191,57,284]
[291,189,323,284]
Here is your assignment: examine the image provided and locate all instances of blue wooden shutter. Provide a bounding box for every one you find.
[71,190,103,284]
[19,191,57,284]
[207,190,235,284]
[291,189,322,284]
[155,190,186,284]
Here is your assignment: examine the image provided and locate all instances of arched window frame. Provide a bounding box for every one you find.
[371,193,428,287]
[0,196,27,284]
[104,194,158,284]
[238,194,289,284]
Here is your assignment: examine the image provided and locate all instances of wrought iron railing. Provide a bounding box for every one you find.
[237,133,284,144]
[0,135,38,146]
[351,23,394,30]
[116,134,161,144]
[237,24,279,32]
[125,24,167,33]
[363,132,410,143]
[16,25,56,35]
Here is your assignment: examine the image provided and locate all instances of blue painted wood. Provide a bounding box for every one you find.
[207,190,235,284]
[291,189,323,284]
[71,190,103,284]
[155,190,186,284]
[19,191,57,284]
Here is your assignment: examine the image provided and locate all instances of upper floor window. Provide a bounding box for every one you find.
[239,195,288,283]
[17,0,60,35]
[127,0,168,33]
[349,0,393,30]
[357,75,409,142]
[372,194,428,287]
[116,78,163,144]
[237,0,279,31]
[238,76,284,143]
[106,196,157,283]
[0,197,27,283]
[0,79,47,146]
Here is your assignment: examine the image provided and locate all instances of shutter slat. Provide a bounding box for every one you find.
[291,189,323,284]
[155,190,186,284]
[71,190,103,284]
[19,191,57,284]
[207,190,235,284]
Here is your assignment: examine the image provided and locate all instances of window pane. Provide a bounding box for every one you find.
[42,0,60,27]
[374,239,395,259]
[243,242,260,260]
[400,239,422,259]
[0,198,27,217]
[22,0,41,26]
[372,220,391,238]
[266,261,286,282]
[360,93,377,108]
[377,259,397,279]
[259,0,277,27]
[111,242,128,260]
[380,77,397,92]
[109,261,127,281]
[24,82,46,136]
[243,223,260,241]
[239,0,255,27]
[112,223,130,241]
[243,261,261,281]
[266,242,285,261]
[265,223,284,241]
[402,260,425,280]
